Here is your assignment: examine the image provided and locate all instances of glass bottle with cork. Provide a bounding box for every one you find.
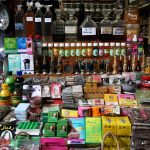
[35,2,43,38]
[65,12,78,42]
[52,13,65,42]
[15,5,25,37]
[79,9,97,41]
[43,5,53,42]
[25,1,35,37]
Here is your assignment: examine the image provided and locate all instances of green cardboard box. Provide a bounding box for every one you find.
[48,111,59,123]
[4,38,17,53]
[57,119,68,138]
[85,117,102,145]
[43,123,56,137]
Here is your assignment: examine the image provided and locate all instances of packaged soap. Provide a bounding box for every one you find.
[17,37,27,53]
[102,116,116,135]
[48,111,59,123]
[104,94,118,106]
[115,116,131,136]
[68,118,85,144]
[85,117,102,144]
[43,123,56,137]
[57,119,68,138]
[4,38,17,53]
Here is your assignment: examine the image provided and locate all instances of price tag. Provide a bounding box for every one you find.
[101,27,112,34]
[35,17,42,22]
[26,17,33,22]
[65,26,77,34]
[45,18,51,23]
[82,27,96,36]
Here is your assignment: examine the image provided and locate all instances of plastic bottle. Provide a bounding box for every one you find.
[11,84,22,107]
[22,85,30,103]
[0,84,10,106]
[5,71,15,93]
[43,5,53,42]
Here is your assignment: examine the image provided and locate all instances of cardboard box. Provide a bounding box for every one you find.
[85,117,102,144]
[4,38,17,53]
[115,117,131,136]
[20,54,34,72]
[48,111,59,123]
[61,109,78,118]
[68,118,85,145]
[104,94,118,106]
[43,123,56,137]
[57,119,68,138]
[102,116,116,135]
[17,37,27,53]
[8,54,21,74]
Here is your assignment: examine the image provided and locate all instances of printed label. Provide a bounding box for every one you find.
[101,27,112,34]
[113,27,124,35]
[15,23,24,30]
[65,26,77,34]
[130,15,137,21]
[26,17,33,22]
[35,17,42,22]
[82,28,96,36]
[45,18,52,23]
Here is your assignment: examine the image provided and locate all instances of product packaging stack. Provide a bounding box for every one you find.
[128,108,150,149]
[102,116,131,150]
[14,103,30,121]
[72,85,84,102]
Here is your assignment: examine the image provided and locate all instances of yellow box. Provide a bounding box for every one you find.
[102,116,116,135]
[115,117,131,136]
[104,94,118,105]
[61,109,78,118]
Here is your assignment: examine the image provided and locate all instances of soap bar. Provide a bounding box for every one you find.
[15,103,30,114]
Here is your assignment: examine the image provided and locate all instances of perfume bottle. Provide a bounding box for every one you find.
[79,10,97,41]
[42,43,48,74]
[25,1,35,37]
[113,1,125,41]
[65,14,78,42]
[15,5,25,37]
[135,55,141,71]
[127,55,132,72]
[52,13,65,42]
[43,5,53,42]
[99,4,113,41]
[35,2,43,37]
[118,55,123,74]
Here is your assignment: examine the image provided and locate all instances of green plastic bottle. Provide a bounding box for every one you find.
[5,71,15,93]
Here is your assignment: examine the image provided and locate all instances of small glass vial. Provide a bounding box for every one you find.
[121,43,126,56]
[70,43,76,57]
[59,43,65,57]
[65,43,70,57]
[76,43,81,57]
[104,42,110,57]
[53,43,59,57]
[99,42,104,57]
[87,43,93,57]
[48,43,53,57]
[115,43,121,56]
[93,42,99,57]
[110,42,115,57]
[81,43,87,57]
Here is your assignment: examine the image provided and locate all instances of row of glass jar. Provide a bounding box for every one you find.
[46,42,126,57]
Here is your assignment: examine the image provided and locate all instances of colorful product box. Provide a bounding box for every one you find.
[115,117,131,136]
[104,94,118,106]
[17,37,27,53]
[118,94,138,107]
[20,54,34,74]
[43,123,56,137]
[8,54,21,74]
[48,111,59,123]
[4,38,17,53]
[85,117,102,144]
[57,119,68,138]
[61,109,78,118]
[102,116,116,135]
[68,118,85,145]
